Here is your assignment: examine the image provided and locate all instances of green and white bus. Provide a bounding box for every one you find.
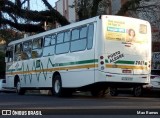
[5,15,151,97]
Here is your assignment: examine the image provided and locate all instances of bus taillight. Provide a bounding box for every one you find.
[100,56,104,59]
[100,56,104,65]
[100,56,105,70]
[100,61,104,65]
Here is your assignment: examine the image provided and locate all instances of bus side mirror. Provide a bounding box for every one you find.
[5,57,12,62]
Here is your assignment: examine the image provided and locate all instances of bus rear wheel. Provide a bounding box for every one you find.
[52,75,73,97]
[16,80,25,95]
[133,86,143,97]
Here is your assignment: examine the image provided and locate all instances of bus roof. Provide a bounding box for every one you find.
[8,15,149,46]
[8,16,98,46]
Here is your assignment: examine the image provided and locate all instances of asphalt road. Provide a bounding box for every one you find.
[0,91,160,117]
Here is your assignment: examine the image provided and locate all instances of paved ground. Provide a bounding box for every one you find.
[0,92,160,117]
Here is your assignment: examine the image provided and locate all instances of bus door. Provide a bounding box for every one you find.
[5,46,14,87]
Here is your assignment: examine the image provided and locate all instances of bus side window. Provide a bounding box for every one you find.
[22,41,32,60]
[87,24,94,50]
[43,35,56,56]
[55,31,70,54]
[71,26,87,52]
[71,28,79,40]
[14,43,22,61]
[32,38,43,58]
[5,46,13,62]
[80,26,87,38]
[64,31,71,42]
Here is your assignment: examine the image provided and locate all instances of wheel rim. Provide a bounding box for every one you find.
[110,88,116,96]
[54,80,60,94]
[134,86,142,96]
[16,82,21,93]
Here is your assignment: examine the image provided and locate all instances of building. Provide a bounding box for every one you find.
[55,0,77,26]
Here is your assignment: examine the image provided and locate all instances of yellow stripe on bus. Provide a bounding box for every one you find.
[106,64,147,70]
[6,64,98,75]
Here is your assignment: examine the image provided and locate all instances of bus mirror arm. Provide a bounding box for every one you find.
[5,57,13,62]
[9,58,13,62]
[5,57,8,63]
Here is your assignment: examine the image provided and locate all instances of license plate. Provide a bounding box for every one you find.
[122,77,133,81]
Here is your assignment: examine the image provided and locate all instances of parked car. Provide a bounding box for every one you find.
[0,79,16,93]
[143,72,160,91]
[0,79,6,92]
[110,70,160,97]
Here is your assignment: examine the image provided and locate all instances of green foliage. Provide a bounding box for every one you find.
[0,29,23,44]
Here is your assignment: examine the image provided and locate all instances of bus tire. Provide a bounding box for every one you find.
[52,75,64,97]
[110,87,118,96]
[91,88,109,97]
[16,80,25,95]
[133,86,143,97]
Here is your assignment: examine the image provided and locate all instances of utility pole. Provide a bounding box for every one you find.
[26,0,30,24]
[27,0,30,11]
[24,0,30,38]
[44,0,48,31]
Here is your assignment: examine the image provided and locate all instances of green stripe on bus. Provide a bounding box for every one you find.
[105,60,135,64]
[105,60,109,63]
[105,60,148,65]
[59,59,98,67]
[115,60,135,64]
[17,68,22,71]
[7,69,15,72]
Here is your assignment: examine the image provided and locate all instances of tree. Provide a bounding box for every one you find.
[0,0,70,33]
[1,0,159,34]
[0,28,23,44]
[76,0,110,21]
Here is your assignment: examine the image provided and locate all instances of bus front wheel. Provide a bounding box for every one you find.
[16,80,25,95]
[52,75,64,97]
